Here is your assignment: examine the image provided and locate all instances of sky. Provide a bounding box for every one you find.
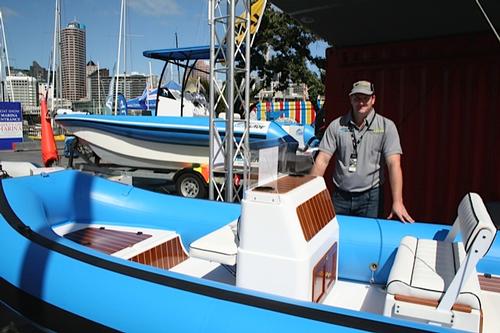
[1,0,329,79]
[1,0,215,76]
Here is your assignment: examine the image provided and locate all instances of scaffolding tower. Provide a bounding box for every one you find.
[208,0,251,202]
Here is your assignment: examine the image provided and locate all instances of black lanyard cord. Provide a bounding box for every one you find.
[349,112,376,156]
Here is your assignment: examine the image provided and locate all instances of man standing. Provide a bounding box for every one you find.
[310,80,414,222]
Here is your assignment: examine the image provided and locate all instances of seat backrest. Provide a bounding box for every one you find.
[457,192,496,255]
[437,192,496,311]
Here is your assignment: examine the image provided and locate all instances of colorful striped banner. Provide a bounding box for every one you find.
[254,100,323,125]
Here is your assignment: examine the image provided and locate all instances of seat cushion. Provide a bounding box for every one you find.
[189,221,238,265]
[386,236,482,310]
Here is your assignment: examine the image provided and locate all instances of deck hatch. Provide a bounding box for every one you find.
[64,227,152,254]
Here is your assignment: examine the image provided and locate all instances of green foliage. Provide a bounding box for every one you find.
[250,4,328,102]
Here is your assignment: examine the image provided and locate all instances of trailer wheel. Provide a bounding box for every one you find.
[175,172,207,199]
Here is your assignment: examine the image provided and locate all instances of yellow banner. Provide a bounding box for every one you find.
[235,0,267,46]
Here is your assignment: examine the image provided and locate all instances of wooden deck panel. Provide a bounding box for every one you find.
[64,227,152,254]
[129,236,188,270]
[479,275,500,293]
[254,175,315,194]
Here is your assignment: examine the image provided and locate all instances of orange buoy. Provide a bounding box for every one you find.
[40,93,59,166]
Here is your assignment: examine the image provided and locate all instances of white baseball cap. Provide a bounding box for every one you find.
[349,80,374,96]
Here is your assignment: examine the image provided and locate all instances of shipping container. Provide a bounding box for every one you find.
[323,33,500,224]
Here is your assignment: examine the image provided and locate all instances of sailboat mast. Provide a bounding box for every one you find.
[0,10,14,101]
[175,32,180,84]
[57,14,62,106]
[114,0,125,115]
[50,0,60,112]
[148,61,152,111]
[123,0,127,99]
[97,62,101,114]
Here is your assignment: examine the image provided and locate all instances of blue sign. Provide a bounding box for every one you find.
[117,93,128,115]
[0,102,23,150]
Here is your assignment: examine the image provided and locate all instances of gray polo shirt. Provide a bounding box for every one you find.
[319,109,402,192]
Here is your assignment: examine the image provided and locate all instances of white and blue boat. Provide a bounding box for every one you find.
[1,167,499,332]
[55,46,315,174]
[55,114,297,171]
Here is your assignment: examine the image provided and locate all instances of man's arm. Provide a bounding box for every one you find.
[386,154,414,223]
[310,151,332,177]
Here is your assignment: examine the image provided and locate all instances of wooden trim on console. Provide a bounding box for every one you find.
[254,175,315,194]
[394,294,472,313]
[129,236,188,270]
[297,189,335,241]
[478,274,500,293]
[312,242,337,303]
[64,227,151,254]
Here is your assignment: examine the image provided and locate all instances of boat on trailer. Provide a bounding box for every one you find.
[1,162,499,332]
[55,114,297,171]
[54,46,316,197]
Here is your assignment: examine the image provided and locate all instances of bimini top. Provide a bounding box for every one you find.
[143,45,224,61]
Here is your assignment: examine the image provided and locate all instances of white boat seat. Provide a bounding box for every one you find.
[386,236,482,309]
[384,193,496,331]
[189,221,238,266]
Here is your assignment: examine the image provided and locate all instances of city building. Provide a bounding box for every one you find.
[29,61,48,83]
[256,80,310,101]
[6,74,39,113]
[83,70,158,114]
[61,21,86,101]
[116,73,149,99]
[86,68,110,103]
[86,60,98,77]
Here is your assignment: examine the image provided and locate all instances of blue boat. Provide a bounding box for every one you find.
[55,114,297,171]
[55,46,317,198]
[1,169,498,332]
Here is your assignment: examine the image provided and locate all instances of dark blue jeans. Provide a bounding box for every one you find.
[333,186,383,218]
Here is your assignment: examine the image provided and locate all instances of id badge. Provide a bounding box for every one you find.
[348,153,357,173]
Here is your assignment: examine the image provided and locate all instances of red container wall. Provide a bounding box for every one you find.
[324,33,500,224]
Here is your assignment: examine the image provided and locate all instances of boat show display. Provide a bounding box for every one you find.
[1,166,499,332]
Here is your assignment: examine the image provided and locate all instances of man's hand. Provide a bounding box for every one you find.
[388,201,414,223]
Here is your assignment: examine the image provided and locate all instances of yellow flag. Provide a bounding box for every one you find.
[235,0,267,46]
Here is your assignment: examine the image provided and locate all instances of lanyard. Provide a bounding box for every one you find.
[349,112,376,157]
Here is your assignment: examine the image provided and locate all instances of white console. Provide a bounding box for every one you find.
[236,175,339,302]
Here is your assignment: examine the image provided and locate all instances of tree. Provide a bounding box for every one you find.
[250,4,328,103]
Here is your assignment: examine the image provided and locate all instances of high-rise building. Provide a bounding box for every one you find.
[61,21,86,101]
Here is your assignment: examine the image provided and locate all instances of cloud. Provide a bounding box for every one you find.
[128,0,181,17]
[0,7,19,18]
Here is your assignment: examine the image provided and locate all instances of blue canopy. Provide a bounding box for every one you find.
[165,80,182,91]
[143,45,224,61]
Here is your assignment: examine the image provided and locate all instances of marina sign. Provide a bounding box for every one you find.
[0,102,23,150]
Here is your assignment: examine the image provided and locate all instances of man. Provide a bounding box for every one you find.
[310,80,414,223]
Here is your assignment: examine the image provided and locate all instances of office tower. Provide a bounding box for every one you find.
[61,21,86,101]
